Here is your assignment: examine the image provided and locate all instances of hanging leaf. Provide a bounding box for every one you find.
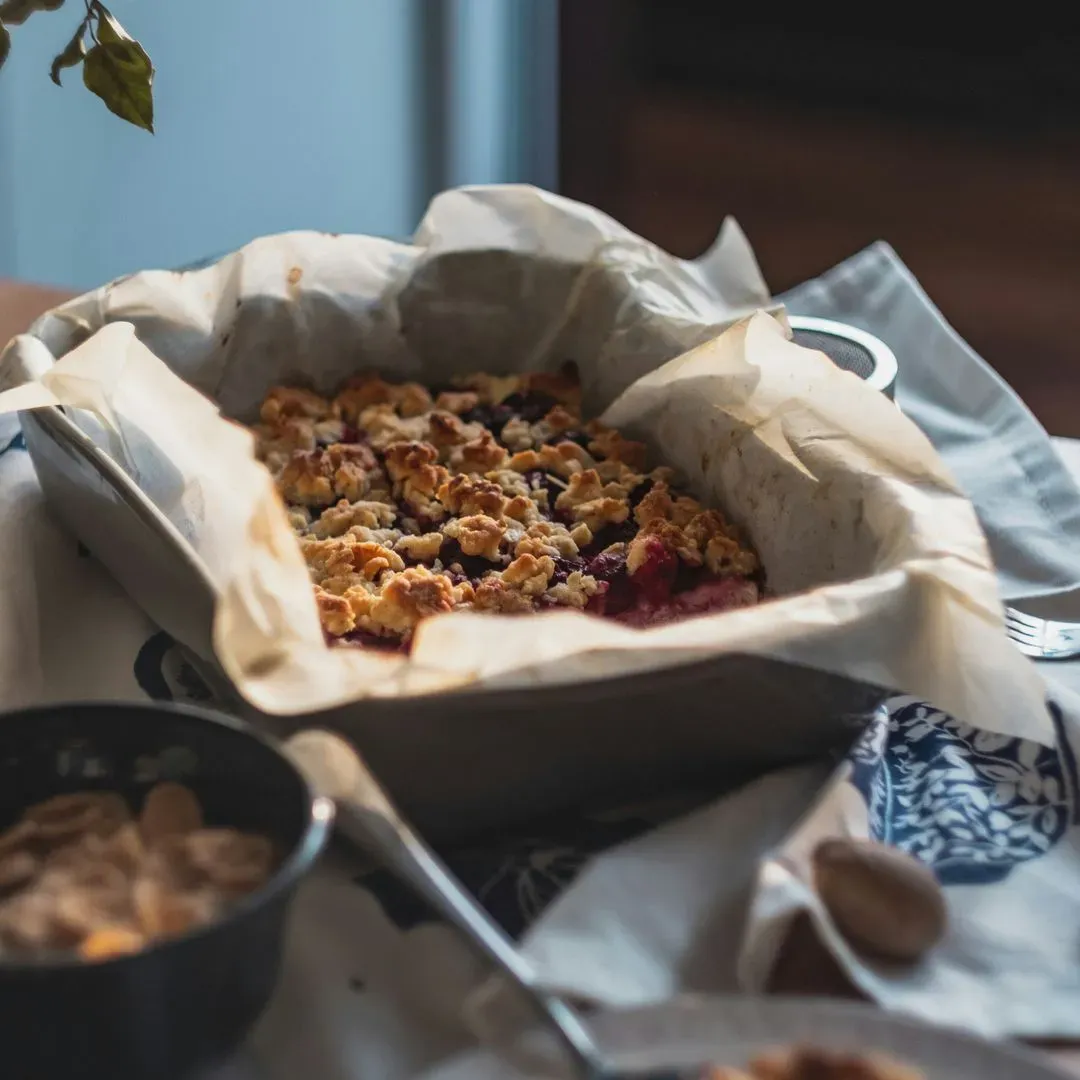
[49,18,86,85]
[82,6,154,133]
[0,0,64,26]
[92,3,134,48]
[0,21,9,71]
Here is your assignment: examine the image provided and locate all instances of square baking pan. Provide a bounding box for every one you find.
[17,341,887,842]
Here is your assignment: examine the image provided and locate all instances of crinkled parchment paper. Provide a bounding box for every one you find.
[0,185,1050,743]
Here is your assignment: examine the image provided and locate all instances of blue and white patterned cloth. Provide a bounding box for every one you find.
[849,698,1077,888]
[4,243,1080,1077]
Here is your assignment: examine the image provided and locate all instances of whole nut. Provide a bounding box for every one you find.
[811,837,947,963]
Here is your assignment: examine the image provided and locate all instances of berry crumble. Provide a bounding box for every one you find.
[251,367,762,650]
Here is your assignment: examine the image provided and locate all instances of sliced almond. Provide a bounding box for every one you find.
[185,830,274,892]
[79,925,145,961]
[139,783,204,844]
[24,793,129,845]
[0,851,38,895]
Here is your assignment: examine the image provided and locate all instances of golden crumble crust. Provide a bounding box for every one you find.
[436,475,508,518]
[451,372,521,405]
[260,386,333,425]
[587,427,648,469]
[314,588,355,636]
[634,481,701,528]
[501,554,556,595]
[471,578,536,614]
[443,514,505,561]
[546,571,601,609]
[252,366,761,647]
[334,374,433,421]
[554,469,631,531]
[429,410,485,451]
[500,416,534,453]
[450,430,510,473]
[358,404,431,449]
[313,499,397,538]
[394,533,444,562]
[434,390,479,415]
[514,520,582,559]
[372,566,456,633]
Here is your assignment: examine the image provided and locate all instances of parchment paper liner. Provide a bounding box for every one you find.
[0,185,1049,744]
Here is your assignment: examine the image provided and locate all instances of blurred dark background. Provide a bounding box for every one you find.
[560,1,1080,435]
[3,1,1076,434]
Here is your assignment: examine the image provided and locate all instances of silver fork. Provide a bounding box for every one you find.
[1005,606,1080,660]
[285,729,705,1080]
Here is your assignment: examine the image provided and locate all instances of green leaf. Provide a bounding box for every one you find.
[0,22,9,71]
[82,12,154,133]
[0,0,64,26]
[92,3,131,47]
[50,19,86,85]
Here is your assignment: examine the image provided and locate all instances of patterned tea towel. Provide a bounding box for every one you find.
[3,243,1080,1079]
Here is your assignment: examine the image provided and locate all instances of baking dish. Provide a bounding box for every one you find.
[10,186,1023,837]
[18,334,885,840]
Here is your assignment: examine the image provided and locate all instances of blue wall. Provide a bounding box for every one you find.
[0,0,424,288]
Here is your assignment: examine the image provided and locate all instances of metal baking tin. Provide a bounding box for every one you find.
[19,331,887,841]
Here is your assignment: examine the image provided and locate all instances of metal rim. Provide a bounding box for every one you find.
[787,314,899,395]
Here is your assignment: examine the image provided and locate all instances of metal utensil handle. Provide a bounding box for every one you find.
[284,730,607,1080]
[339,805,604,1077]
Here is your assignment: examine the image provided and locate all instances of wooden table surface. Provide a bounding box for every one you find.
[2,277,1078,1077]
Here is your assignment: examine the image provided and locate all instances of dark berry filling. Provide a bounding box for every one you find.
[461,402,515,431]
[582,519,637,555]
[440,539,503,580]
[522,469,564,508]
[346,629,404,651]
[584,550,634,615]
[628,479,653,508]
[499,390,559,423]
[550,555,586,585]
[613,575,759,628]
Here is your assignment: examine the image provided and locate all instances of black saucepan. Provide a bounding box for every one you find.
[0,700,333,1080]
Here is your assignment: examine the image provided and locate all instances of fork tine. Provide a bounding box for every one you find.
[1004,606,1042,632]
[1009,638,1048,658]
[1004,613,1040,642]
[1005,611,1038,633]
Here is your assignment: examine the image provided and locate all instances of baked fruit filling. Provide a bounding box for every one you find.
[251,367,762,650]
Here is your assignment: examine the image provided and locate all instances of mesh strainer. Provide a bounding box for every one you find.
[789,315,898,399]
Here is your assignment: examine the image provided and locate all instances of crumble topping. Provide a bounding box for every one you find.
[448,430,509,473]
[547,571,601,609]
[312,499,397,538]
[251,365,762,648]
[394,532,444,562]
[260,386,333,425]
[434,390,480,415]
[502,553,556,595]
